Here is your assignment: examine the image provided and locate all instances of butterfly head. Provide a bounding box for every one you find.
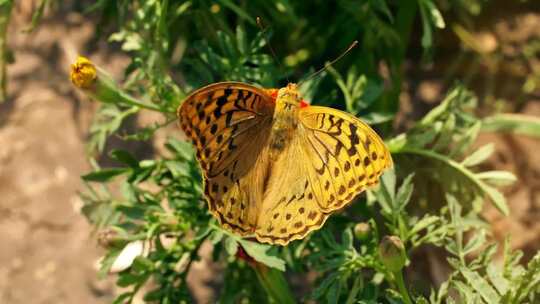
[276,83,302,109]
[266,83,309,108]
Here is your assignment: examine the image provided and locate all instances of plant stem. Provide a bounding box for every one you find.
[394,270,412,304]
[93,67,169,113]
[116,88,167,112]
[0,0,13,103]
[253,263,296,304]
[345,275,363,304]
[379,0,418,125]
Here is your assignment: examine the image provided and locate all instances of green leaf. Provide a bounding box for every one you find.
[419,3,433,49]
[409,215,440,237]
[112,292,133,304]
[224,237,238,256]
[482,114,540,138]
[362,112,394,125]
[460,267,500,303]
[395,147,509,215]
[82,168,128,182]
[486,263,509,295]
[453,280,480,303]
[381,168,396,202]
[217,0,256,25]
[236,26,247,55]
[451,121,482,157]
[461,144,495,167]
[117,272,145,287]
[131,256,154,272]
[238,240,286,271]
[326,279,342,304]
[371,0,394,22]
[166,138,195,160]
[415,296,430,304]
[0,0,13,7]
[110,149,139,168]
[423,0,445,28]
[143,288,164,301]
[164,160,189,178]
[342,227,354,250]
[462,230,486,255]
[22,0,46,33]
[395,173,415,210]
[210,230,224,245]
[174,1,192,16]
[476,171,517,186]
[312,273,338,299]
[480,184,509,216]
[433,113,456,151]
[419,87,459,126]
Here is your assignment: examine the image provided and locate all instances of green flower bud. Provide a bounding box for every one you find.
[379,235,407,272]
[354,222,371,240]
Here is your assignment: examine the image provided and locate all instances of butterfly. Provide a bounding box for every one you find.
[178,82,392,245]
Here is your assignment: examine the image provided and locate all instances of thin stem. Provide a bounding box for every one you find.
[345,275,363,304]
[182,232,210,280]
[0,0,13,103]
[93,67,171,113]
[208,224,296,303]
[394,270,413,304]
[253,263,296,304]
[116,89,167,112]
[378,0,418,125]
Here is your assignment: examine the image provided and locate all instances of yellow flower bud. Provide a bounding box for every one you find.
[379,235,407,272]
[70,56,97,89]
[69,55,163,112]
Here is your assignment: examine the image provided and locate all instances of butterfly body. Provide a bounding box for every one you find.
[178,82,392,245]
[269,83,301,153]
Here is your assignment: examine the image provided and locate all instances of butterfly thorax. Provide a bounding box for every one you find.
[269,83,301,154]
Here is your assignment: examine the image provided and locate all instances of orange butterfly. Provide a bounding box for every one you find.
[178,82,392,245]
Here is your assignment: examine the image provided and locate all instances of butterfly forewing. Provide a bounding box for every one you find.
[178,82,274,235]
[299,106,392,211]
[179,82,274,175]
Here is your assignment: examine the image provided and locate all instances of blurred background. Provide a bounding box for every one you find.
[0,0,538,303]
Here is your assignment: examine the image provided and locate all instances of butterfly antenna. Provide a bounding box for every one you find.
[256,17,290,83]
[298,40,358,86]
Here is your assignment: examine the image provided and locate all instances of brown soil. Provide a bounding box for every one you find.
[0,4,116,303]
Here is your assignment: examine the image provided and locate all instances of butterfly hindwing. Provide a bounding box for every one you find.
[254,136,330,245]
[254,106,392,245]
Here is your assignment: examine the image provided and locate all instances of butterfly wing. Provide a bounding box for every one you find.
[178,82,275,235]
[299,106,393,211]
[254,106,392,245]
